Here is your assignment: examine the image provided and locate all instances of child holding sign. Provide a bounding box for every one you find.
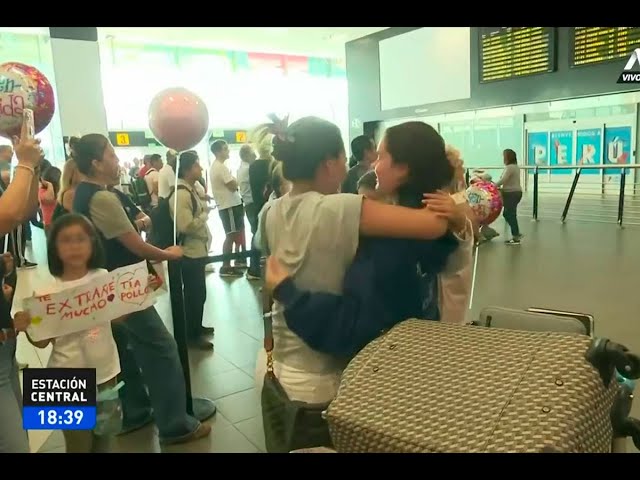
[13,214,161,453]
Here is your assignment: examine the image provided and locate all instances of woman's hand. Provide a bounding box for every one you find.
[2,283,13,302]
[265,256,291,292]
[147,274,163,292]
[13,311,32,332]
[164,245,184,261]
[135,215,151,232]
[12,122,43,169]
[423,191,467,234]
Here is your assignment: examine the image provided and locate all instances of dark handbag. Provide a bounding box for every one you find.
[259,205,333,453]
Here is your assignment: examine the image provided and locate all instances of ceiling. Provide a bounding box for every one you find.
[98,27,388,58]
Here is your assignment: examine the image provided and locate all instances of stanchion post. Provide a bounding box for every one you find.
[532,166,539,221]
[561,168,582,224]
[618,168,626,227]
[167,259,194,415]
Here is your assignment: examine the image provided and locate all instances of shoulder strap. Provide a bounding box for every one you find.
[260,204,275,372]
[176,184,198,215]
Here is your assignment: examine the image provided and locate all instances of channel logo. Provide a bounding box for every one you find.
[617,49,640,83]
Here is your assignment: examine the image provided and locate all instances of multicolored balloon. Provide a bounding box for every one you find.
[148,87,209,152]
[0,62,55,139]
[466,181,503,225]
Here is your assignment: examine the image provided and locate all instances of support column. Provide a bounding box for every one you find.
[48,27,108,139]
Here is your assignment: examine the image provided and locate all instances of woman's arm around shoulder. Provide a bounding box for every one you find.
[359,197,449,240]
[266,254,384,358]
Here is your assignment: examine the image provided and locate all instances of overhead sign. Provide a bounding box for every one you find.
[115,132,130,146]
[108,131,149,148]
[480,27,556,83]
[235,131,247,143]
[571,27,640,68]
[209,129,250,145]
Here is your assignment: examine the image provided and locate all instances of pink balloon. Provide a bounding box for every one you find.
[148,87,209,152]
[466,181,503,226]
[0,62,56,140]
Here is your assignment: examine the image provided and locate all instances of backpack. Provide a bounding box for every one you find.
[131,168,156,210]
[148,185,198,249]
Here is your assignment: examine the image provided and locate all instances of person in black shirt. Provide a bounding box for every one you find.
[341,135,377,194]
[248,138,276,277]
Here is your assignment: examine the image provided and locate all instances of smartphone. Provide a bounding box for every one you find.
[23,108,35,139]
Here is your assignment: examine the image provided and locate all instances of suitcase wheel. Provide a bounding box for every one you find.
[617,353,640,380]
[619,417,640,451]
[587,340,640,386]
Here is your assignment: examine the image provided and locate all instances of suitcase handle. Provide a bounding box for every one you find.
[527,308,594,336]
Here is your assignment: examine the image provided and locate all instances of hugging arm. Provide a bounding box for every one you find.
[272,255,385,359]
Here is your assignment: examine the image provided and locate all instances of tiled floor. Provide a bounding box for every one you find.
[18,216,640,453]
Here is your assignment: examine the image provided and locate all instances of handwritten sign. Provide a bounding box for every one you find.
[24,262,158,342]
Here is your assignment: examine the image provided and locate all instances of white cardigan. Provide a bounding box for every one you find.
[438,192,474,325]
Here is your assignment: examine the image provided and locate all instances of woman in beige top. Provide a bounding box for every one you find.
[169,150,214,350]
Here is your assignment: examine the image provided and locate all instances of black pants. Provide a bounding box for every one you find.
[245,202,261,275]
[502,190,523,238]
[182,257,207,340]
[1,225,26,268]
[110,306,198,440]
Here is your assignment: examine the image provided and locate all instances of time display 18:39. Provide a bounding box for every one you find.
[23,406,97,430]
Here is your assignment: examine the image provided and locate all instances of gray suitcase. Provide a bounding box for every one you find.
[326,319,639,453]
[476,306,637,452]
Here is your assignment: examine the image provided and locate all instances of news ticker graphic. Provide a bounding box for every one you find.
[22,368,97,430]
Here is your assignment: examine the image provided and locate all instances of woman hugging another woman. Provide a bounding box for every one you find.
[255,116,468,452]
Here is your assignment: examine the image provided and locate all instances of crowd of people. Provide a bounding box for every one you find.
[0,113,524,453]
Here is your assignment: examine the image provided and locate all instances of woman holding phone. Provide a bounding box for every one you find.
[0,115,46,453]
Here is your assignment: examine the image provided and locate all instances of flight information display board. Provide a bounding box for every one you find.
[480,27,556,83]
[570,27,640,67]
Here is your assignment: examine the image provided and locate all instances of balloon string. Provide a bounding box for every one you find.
[173,153,180,247]
[468,243,479,313]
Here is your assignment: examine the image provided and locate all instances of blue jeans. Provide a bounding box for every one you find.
[0,337,30,453]
[111,306,199,440]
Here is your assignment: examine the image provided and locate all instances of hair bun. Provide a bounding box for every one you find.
[445,144,463,168]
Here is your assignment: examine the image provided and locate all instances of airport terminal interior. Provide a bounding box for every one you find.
[1,26,640,453]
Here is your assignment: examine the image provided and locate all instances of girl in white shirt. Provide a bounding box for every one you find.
[13,214,160,453]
